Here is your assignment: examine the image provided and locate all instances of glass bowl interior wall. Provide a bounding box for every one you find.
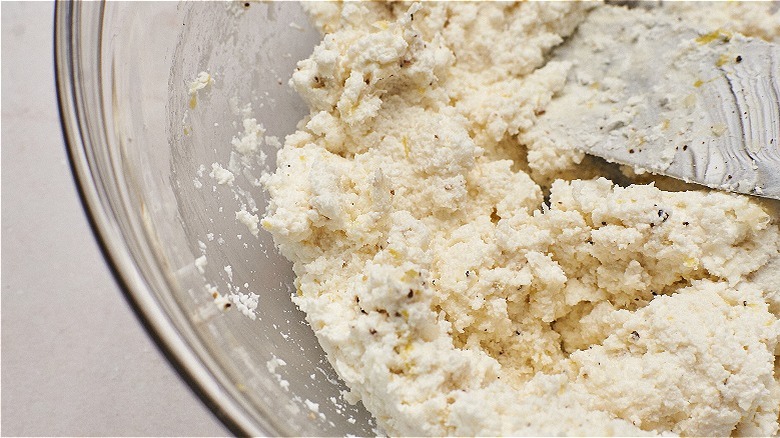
[56,2,374,435]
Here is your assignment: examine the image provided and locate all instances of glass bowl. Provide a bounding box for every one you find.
[55,2,374,435]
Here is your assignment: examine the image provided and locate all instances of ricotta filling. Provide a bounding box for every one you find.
[261,3,780,436]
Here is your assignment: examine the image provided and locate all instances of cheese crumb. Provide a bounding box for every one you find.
[194,255,207,274]
[210,163,235,186]
[236,208,260,237]
[188,71,214,109]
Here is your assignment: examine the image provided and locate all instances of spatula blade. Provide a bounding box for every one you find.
[535,6,780,199]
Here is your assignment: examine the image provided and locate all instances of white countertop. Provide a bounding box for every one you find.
[1,3,230,435]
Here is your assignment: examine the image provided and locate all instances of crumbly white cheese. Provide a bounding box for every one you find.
[188,71,214,109]
[262,2,780,436]
[189,71,213,92]
[232,118,266,156]
[659,2,780,43]
[236,208,260,237]
[210,286,232,312]
[209,162,235,186]
[230,291,259,320]
[195,255,208,274]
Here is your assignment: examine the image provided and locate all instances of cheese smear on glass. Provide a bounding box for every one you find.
[261,2,780,435]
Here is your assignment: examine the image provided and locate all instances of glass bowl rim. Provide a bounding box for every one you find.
[53,2,268,435]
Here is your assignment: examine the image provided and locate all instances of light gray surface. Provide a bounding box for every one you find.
[1,3,230,436]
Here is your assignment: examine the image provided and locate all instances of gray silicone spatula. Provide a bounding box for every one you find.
[535,6,780,200]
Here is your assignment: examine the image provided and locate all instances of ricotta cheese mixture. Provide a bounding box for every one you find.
[260,2,780,436]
